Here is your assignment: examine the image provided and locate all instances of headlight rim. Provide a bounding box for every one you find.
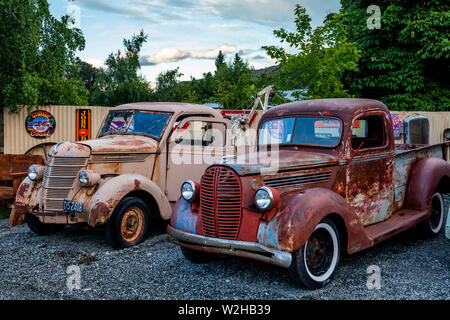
[28,165,44,181]
[181,180,198,202]
[444,128,450,140]
[78,170,90,187]
[28,165,39,181]
[255,186,276,211]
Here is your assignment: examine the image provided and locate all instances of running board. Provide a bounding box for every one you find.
[364,209,428,245]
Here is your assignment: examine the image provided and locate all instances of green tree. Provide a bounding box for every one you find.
[263,5,360,99]
[215,50,226,70]
[340,0,450,111]
[157,52,256,108]
[0,0,88,113]
[77,59,98,95]
[212,53,255,108]
[182,72,217,103]
[153,68,187,102]
[90,30,153,106]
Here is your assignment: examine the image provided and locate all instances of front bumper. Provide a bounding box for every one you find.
[167,225,292,268]
[9,201,83,226]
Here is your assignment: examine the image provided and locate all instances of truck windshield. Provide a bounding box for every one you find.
[259,117,342,147]
[100,111,171,139]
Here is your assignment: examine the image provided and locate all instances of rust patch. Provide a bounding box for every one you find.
[16,182,31,198]
[8,204,29,227]
[89,202,110,227]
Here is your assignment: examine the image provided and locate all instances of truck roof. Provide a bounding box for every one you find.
[112,102,223,119]
[262,98,389,122]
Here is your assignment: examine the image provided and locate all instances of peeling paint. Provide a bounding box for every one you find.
[176,201,198,234]
[170,98,450,266]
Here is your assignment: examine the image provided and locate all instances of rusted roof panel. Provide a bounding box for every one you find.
[113,102,223,118]
[261,98,389,123]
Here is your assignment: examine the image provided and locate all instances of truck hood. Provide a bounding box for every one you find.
[79,135,159,154]
[221,149,339,176]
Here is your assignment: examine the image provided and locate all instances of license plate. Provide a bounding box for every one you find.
[63,200,83,214]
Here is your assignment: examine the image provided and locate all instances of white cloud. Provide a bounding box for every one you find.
[199,0,296,25]
[210,23,250,30]
[76,0,157,23]
[85,59,106,69]
[76,0,340,27]
[140,44,238,65]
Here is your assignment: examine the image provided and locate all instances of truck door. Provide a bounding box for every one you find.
[166,117,232,202]
[346,111,395,226]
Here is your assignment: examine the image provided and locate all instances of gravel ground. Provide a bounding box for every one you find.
[0,216,448,300]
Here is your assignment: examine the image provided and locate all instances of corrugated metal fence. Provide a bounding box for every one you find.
[2,106,450,155]
[3,105,111,154]
[391,111,450,144]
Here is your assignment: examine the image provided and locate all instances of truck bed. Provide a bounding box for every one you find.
[394,142,449,156]
[393,142,449,211]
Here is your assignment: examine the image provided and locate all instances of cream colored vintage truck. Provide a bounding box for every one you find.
[9,102,234,248]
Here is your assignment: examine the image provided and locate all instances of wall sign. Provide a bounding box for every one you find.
[76,109,91,141]
[391,113,403,140]
[25,110,56,139]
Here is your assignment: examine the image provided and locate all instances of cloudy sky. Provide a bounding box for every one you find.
[48,0,340,84]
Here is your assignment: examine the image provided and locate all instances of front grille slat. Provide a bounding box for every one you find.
[200,166,242,240]
[264,172,331,188]
[42,155,88,212]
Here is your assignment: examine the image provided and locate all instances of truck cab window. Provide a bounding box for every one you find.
[174,121,226,147]
[351,115,385,150]
[100,111,170,139]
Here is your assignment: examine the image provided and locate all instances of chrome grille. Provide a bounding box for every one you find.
[264,172,331,188]
[42,156,88,212]
[200,166,242,240]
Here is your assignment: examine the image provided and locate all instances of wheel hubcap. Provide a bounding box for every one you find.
[429,193,443,233]
[120,206,145,244]
[305,229,333,277]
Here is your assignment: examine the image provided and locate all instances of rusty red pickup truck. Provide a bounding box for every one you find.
[168,98,450,289]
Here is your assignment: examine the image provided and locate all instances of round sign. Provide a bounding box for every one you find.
[25,110,56,139]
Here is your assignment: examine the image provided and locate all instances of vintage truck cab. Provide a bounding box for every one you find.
[9,102,233,248]
[168,98,450,289]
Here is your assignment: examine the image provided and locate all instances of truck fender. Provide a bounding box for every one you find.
[8,178,41,227]
[169,197,199,234]
[405,158,450,212]
[87,174,172,227]
[257,188,372,254]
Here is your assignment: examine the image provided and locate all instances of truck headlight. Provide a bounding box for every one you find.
[78,171,90,187]
[255,187,279,211]
[78,170,100,187]
[444,128,450,141]
[28,165,44,181]
[181,180,198,202]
